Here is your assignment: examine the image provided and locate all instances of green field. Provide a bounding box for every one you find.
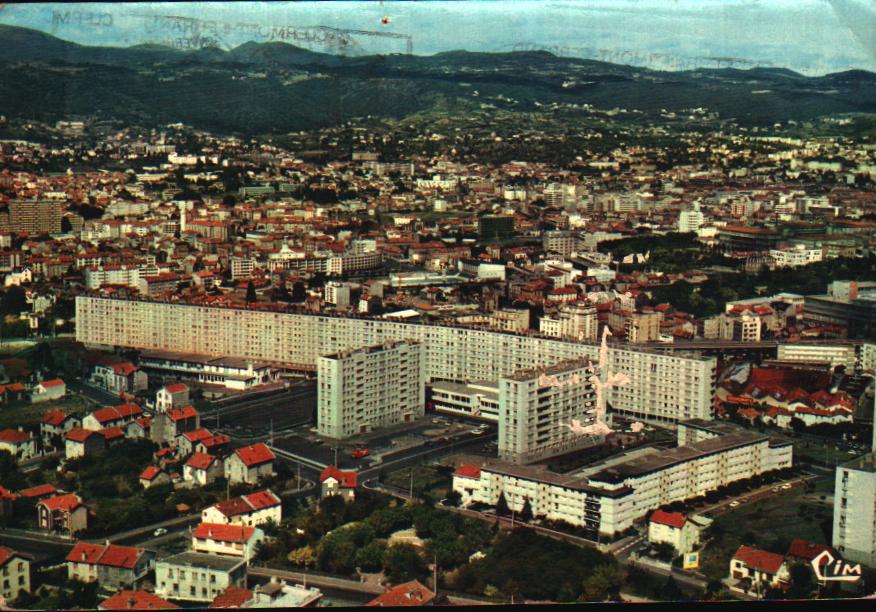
[0,394,94,429]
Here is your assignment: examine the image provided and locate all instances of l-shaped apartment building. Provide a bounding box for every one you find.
[75,296,717,425]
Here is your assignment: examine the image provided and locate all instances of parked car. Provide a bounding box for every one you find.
[153,528,168,537]
[729,501,740,508]
[351,447,370,459]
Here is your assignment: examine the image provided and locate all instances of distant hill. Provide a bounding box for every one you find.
[0,24,874,134]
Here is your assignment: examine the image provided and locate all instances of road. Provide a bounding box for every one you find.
[207,384,317,437]
[67,379,119,406]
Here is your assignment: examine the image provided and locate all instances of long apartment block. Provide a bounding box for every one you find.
[75,296,717,423]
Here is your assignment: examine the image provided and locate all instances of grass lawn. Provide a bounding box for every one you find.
[698,487,832,582]
[792,440,859,467]
[384,465,451,499]
[0,394,93,429]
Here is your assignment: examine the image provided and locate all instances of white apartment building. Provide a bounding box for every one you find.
[489,308,530,333]
[860,343,876,374]
[155,552,246,603]
[230,257,257,280]
[539,303,598,342]
[318,340,425,439]
[430,380,500,421]
[543,230,578,257]
[324,282,352,308]
[833,453,876,566]
[769,244,823,268]
[454,420,792,537]
[678,207,704,233]
[499,360,599,464]
[75,297,717,424]
[776,344,857,370]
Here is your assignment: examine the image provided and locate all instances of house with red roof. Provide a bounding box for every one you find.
[64,427,106,460]
[209,585,253,608]
[30,378,66,403]
[730,545,790,595]
[139,465,170,489]
[151,405,201,445]
[320,466,357,502]
[91,361,147,396]
[17,483,57,502]
[82,403,144,432]
[201,490,282,527]
[648,510,711,555]
[155,383,190,413]
[224,443,275,485]
[67,541,155,589]
[176,427,214,456]
[99,590,179,611]
[40,409,82,448]
[184,453,223,486]
[195,434,232,458]
[192,523,264,561]
[0,545,31,602]
[125,416,153,440]
[37,493,87,534]
[0,428,37,462]
[367,580,436,607]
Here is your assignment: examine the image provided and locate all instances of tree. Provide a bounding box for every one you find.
[660,576,683,601]
[581,564,624,602]
[496,492,510,517]
[788,563,814,598]
[384,543,429,584]
[287,545,317,568]
[519,497,534,523]
[245,281,257,304]
[356,539,387,572]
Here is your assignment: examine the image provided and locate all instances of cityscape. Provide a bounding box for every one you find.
[1,0,876,607]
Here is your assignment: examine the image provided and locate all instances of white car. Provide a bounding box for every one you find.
[153,528,168,537]
[780,483,792,490]
[729,501,740,508]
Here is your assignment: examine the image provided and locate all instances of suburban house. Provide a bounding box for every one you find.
[17,484,58,504]
[151,406,201,445]
[155,383,190,413]
[0,429,37,463]
[175,428,214,456]
[367,580,436,607]
[320,466,357,502]
[40,410,82,448]
[155,552,247,603]
[66,541,156,590]
[183,453,223,486]
[91,362,148,396]
[82,404,144,431]
[194,434,232,458]
[0,546,31,603]
[648,510,712,555]
[729,545,791,596]
[64,428,106,460]
[125,416,153,440]
[98,590,179,611]
[30,379,66,404]
[191,523,265,562]
[139,466,171,489]
[201,490,282,527]
[224,443,275,485]
[37,493,88,534]
[0,383,26,404]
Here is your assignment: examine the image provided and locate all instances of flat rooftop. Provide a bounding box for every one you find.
[157,551,245,572]
[140,349,272,370]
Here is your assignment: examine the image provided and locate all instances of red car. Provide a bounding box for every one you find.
[351,447,370,459]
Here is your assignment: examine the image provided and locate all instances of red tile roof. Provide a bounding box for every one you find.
[320,466,357,488]
[185,452,217,471]
[39,493,83,512]
[169,405,199,421]
[233,443,274,467]
[454,464,481,479]
[650,510,686,529]
[0,428,31,444]
[41,409,71,427]
[18,483,57,498]
[180,428,213,443]
[100,427,125,441]
[110,363,137,377]
[40,378,65,388]
[139,466,163,481]
[209,586,253,608]
[733,545,786,575]
[193,522,256,543]
[66,427,98,443]
[100,590,179,611]
[244,489,281,510]
[164,383,188,394]
[367,580,436,607]
[0,546,16,567]
[0,485,15,501]
[786,539,833,563]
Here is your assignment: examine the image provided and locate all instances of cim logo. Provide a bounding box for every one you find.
[811,550,862,582]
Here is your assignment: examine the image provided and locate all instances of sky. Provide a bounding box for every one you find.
[0,1,875,75]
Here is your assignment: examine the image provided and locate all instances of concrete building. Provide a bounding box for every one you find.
[626,312,661,344]
[224,443,275,485]
[75,297,717,425]
[66,542,155,590]
[498,360,599,464]
[678,207,704,233]
[1,200,63,235]
[540,303,598,342]
[776,344,857,370]
[155,552,247,603]
[430,380,500,421]
[454,420,792,537]
[833,453,876,566]
[324,281,351,308]
[201,490,282,528]
[317,340,424,439]
[769,244,823,268]
[543,230,578,258]
[191,523,264,562]
[805,281,876,338]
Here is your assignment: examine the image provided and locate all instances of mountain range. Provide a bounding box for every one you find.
[1,24,875,134]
